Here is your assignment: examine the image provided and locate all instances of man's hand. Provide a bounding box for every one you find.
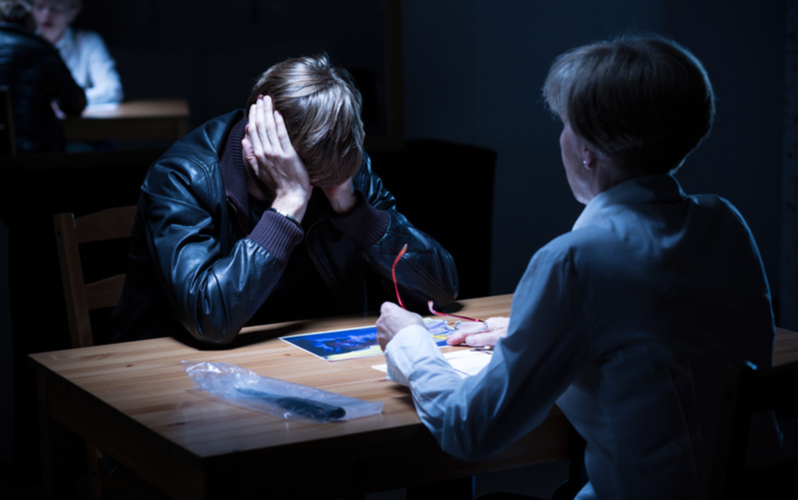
[376,302,426,351]
[242,95,311,221]
[322,178,358,214]
[445,317,510,347]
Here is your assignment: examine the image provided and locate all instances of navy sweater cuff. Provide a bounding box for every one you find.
[248,211,305,268]
[329,191,390,249]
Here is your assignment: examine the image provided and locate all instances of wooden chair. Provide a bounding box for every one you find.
[707,359,798,500]
[54,206,138,349]
[54,206,167,499]
[0,86,16,155]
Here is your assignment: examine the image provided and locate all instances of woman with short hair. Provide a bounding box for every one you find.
[376,35,780,500]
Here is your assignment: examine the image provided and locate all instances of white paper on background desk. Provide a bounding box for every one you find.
[372,349,492,379]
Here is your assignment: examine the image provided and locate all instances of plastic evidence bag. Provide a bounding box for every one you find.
[182,361,384,423]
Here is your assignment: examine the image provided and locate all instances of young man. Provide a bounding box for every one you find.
[110,54,458,346]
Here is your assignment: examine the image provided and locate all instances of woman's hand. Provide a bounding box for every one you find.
[376,302,426,351]
[242,95,311,221]
[446,317,510,347]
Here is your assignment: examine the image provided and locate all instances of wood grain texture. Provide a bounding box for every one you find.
[33,295,563,499]
[30,295,797,499]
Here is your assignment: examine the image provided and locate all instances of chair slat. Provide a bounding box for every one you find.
[76,206,138,243]
[85,274,126,311]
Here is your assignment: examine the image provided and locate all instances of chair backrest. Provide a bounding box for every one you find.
[707,358,798,500]
[54,206,138,348]
[0,86,16,155]
[369,139,496,299]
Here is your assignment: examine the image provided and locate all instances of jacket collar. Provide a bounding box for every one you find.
[572,174,687,231]
[220,116,251,231]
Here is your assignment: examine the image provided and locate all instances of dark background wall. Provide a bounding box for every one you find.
[72,0,795,328]
[402,0,796,331]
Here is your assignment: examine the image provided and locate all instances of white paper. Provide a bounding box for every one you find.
[372,349,492,379]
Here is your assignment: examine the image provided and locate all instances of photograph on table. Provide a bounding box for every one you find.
[281,319,453,361]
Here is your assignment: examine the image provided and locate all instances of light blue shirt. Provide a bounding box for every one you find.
[384,174,777,500]
[55,27,123,106]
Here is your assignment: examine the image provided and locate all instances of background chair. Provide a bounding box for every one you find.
[54,206,137,349]
[707,359,798,500]
[0,86,16,155]
[53,205,167,499]
[370,139,496,300]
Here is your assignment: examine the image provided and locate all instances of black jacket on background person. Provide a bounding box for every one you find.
[110,110,459,346]
[0,22,86,152]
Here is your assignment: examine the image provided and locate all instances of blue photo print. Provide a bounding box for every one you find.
[280,320,451,361]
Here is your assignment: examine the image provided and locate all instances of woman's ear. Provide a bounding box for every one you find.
[581,146,599,169]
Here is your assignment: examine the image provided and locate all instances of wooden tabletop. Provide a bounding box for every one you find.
[63,99,190,142]
[78,99,190,119]
[32,295,569,499]
[29,295,798,499]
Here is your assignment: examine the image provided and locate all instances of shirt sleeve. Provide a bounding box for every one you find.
[141,156,293,346]
[81,32,123,105]
[384,243,592,460]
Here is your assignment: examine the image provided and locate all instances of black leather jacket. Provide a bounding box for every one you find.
[110,111,459,346]
[0,23,86,152]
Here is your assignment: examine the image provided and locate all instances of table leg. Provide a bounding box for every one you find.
[36,374,78,500]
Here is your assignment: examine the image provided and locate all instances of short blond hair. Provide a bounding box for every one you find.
[543,35,716,174]
[247,54,364,187]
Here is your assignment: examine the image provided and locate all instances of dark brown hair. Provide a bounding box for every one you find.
[248,53,364,187]
[0,0,33,27]
[543,35,716,174]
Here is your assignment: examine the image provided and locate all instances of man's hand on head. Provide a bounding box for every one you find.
[376,302,426,351]
[445,317,510,347]
[242,95,311,221]
[322,178,358,214]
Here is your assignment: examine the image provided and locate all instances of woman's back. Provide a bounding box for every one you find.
[553,174,776,499]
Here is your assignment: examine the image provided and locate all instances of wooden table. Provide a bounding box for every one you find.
[29,295,798,499]
[63,99,189,142]
[31,295,570,499]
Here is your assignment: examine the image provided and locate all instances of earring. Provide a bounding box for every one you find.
[583,160,587,166]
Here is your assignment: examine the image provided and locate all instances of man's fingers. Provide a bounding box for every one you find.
[273,111,295,154]
[241,136,255,166]
[261,95,281,152]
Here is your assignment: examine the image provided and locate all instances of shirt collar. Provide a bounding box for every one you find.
[572,174,686,231]
[54,26,73,52]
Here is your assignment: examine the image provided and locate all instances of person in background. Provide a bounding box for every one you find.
[376,35,781,500]
[110,53,458,347]
[0,0,85,152]
[32,0,122,106]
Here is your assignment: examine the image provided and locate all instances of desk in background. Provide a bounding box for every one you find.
[63,99,189,143]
